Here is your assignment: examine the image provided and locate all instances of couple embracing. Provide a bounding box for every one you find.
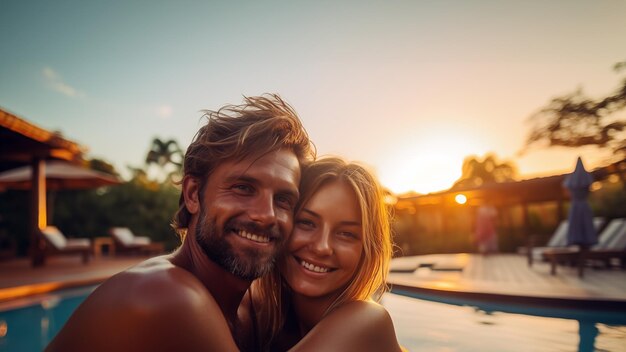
[48,94,402,352]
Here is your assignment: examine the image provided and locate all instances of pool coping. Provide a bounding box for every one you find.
[390,281,626,312]
[0,276,108,303]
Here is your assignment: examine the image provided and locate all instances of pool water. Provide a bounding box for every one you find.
[0,286,625,351]
[382,292,626,352]
[0,286,96,352]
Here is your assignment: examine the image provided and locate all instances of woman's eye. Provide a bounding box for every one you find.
[296,219,315,229]
[339,231,359,239]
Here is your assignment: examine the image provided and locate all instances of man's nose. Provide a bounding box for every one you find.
[248,193,276,225]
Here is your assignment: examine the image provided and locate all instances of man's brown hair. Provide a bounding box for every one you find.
[172,94,314,230]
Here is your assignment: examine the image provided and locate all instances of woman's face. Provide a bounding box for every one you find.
[281,180,363,299]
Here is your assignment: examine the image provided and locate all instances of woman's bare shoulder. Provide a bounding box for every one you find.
[291,300,402,352]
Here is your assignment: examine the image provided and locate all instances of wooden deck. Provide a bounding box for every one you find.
[1,253,625,310]
[0,256,148,302]
[389,253,626,310]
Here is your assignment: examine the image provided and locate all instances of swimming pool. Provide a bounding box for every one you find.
[0,286,624,351]
[383,291,626,352]
[0,286,96,351]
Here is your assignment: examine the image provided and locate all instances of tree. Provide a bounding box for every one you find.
[452,154,517,189]
[146,137,183,168]
[523,61,626,156]
[145,137,184,182]
[87,158,119,176]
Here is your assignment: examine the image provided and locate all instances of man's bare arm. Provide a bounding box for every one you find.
[47,264,239,352]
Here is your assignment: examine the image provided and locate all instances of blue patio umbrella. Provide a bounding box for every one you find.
[563,157,597,246]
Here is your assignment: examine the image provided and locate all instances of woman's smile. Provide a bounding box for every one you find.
[282,180,363,299]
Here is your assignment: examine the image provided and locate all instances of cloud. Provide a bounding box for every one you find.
[155,105,173,119]
[42,67,85,98]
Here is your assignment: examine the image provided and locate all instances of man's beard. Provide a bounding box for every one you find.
[194,207,282,281]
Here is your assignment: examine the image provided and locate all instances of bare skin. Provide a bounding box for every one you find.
[271,180,402,352]
[47,149,300,352]
[290,300,401,352]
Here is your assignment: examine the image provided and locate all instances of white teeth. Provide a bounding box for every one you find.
[300,259,330,273]
[237,230,270,243]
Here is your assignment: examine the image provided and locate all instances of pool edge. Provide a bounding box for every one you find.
[0,276,107,303]
[389,282,626,312]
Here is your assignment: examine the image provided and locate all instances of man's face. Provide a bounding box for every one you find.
[194,149,301,280]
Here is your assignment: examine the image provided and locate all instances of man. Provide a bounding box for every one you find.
[47,94,313,351]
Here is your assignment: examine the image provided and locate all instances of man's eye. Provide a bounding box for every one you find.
[232,184,254,194]
[276,195,294,209]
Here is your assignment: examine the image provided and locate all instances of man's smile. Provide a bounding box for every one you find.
[236,229,270,243]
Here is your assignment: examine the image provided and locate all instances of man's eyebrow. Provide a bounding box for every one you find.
[224,175,258,184]
[224,174,299,198]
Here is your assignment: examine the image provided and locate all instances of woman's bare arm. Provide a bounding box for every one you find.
[289,300,402,352]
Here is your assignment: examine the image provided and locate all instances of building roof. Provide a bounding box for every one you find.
[396,159,625,208]
[0,108,85,171]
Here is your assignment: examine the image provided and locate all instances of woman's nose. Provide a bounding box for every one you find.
[311,229,333,256]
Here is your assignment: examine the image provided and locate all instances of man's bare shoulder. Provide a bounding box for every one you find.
[293,300,402,352]
[83,256,212,310]
[47,256,237,352]
[112,255,207,296]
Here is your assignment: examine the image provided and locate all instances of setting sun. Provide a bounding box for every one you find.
[377,123,488,195]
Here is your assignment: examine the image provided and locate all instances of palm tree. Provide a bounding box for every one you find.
[145,138,184,182]
[145,138,183,169]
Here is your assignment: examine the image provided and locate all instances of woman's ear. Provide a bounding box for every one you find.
[182,176,200,214]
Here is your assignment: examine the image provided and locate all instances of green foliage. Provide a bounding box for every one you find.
[145,137,184,182]
[145,138,183,168]
[590,181,626,219]
[53,176,181,251]
[0,190,30,255]
[0,157,183,256]
[87,158,119,176]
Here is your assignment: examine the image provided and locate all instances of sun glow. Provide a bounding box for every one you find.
[378,124,488,195]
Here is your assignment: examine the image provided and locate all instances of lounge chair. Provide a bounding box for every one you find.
[41,226,91,264]
[527,217,604,266]
[109,227,164,255]
[542,218,626,277]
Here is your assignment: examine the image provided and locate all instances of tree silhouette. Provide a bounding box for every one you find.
[452,154,517,190]
[145,138,183,169]
[145,137,184,182]
[87,158,119,176]
[523,61,626,156]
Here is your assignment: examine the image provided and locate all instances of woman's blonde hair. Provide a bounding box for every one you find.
[253,157,393,349]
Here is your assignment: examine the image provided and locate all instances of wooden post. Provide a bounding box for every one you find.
[523,202,532,266]
[578,245,588,278]
[30,158,47,267]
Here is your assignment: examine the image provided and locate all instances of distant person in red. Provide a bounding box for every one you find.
[475,202,498,254]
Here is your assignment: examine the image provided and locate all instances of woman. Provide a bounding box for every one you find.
[252,157,402,351]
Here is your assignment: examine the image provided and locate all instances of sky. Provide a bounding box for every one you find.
[1,0,625,194]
